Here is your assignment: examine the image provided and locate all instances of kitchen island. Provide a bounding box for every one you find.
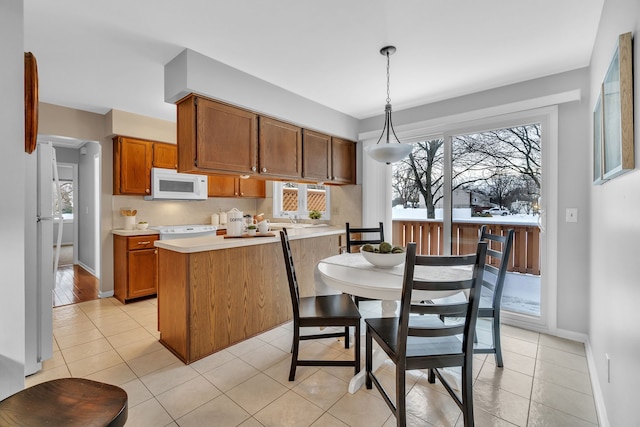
[154,226,344,364]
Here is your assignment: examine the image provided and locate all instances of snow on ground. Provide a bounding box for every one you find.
[392,206,540,226]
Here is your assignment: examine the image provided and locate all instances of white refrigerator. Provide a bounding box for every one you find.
[24,141,62,375]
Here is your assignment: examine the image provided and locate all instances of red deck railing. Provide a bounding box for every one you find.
[392,220,540,275]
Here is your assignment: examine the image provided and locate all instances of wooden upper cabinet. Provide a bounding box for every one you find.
[331,137,356,184]
[302,129,331,181]
[207,175,265,198]
[177,95,258,175]
[207,175,236,197]
[175,93,355,184]
[153,142,177,169]
[113,136,153,195]
[238,178,266,198]
[259,117,302,179]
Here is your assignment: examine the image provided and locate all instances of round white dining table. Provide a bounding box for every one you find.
[316,252,471,393]
[317,252,470,316]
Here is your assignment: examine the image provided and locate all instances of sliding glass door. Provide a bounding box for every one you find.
[391,108,557,330]
[448,124,542,318]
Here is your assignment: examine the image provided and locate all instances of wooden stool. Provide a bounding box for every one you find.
[0,378,127,427]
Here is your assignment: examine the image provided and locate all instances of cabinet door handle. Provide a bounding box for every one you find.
[262,167,267,173]
[146,189,150,193]
[137,241,151,245]
[252,166,257,172]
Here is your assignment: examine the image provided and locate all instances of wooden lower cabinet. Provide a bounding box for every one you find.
[113,235,158,303]
[157,234,340,363]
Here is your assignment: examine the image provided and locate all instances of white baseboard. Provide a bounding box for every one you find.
[554,327,587,343]
[584,337,610,427]
[99,290,114,298]
[77,260,97,278]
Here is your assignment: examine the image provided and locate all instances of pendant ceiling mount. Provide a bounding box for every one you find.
[364,45,412,165]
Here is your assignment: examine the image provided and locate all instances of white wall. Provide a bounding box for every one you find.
[165,48,360,140]
[360,68,591,335]
[0,0,26,399]
[78,142,100,273]
[588,0,640,424]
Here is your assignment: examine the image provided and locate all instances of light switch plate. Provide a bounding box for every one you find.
[566,208,578,222]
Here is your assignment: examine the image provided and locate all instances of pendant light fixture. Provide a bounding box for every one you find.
[364,46,413,164]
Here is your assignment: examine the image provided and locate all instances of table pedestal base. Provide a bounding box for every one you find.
[381,300,398,317]
[348,347,387,394]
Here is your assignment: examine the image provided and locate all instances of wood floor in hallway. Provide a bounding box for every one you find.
[54,264,99,307]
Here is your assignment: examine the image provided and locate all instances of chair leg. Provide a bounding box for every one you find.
[428,368,436,384]
[354,295,361,307]
[461,363,475,427]
[493,316,503,368]
[344,326,350,349]
[289,328,300,381]
[396,363,406,427]
[354,321,361,375]
[365,329,372,389]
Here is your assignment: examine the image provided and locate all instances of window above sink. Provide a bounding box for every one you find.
[272,182,331,222]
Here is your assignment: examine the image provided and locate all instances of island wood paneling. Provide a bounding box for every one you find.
[157,234,341,364]
[157,249,189,360]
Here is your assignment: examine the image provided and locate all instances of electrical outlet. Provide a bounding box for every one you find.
[606,353,611,383]
[565,208,578,222]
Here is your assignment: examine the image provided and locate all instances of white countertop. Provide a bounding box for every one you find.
[112,229,160,237]
[154,226,345,253]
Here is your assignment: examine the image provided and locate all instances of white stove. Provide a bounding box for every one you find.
[152,224,217,240]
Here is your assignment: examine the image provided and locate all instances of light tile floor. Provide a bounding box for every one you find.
[27,297,600,427]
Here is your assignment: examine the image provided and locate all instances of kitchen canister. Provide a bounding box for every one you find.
[219,210,227,225]
[226,208,244,237]
[211,212,220,226]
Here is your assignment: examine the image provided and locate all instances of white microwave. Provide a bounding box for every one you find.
[145,168,208,200]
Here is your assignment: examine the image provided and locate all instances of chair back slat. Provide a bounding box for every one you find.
[414,254,477,266]
[280,229,300,319]
[346,222,384,253]
[487,248,503,259]
[396,242,487,357]
[408,324,465,338]
[412,279,474,292]
[479,225,514,310]
[411,301,469,317]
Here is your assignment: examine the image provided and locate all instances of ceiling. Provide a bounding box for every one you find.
[24,1,604,125]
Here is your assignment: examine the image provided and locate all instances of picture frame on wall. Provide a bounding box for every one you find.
[594,32,634,184]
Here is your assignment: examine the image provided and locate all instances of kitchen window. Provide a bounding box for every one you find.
[273,182,330,221]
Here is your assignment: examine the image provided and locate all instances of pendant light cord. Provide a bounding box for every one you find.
[386,51,391,104]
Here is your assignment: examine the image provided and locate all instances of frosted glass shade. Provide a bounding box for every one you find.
[364,143,413,164]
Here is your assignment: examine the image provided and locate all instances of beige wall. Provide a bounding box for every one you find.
[39,103,106,141]
[255,183,362,228]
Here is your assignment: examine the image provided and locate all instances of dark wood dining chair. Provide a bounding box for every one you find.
[345,222,385,254]
[280,228,361,381]
[475,225,514,367]
[365,241,487,427]
[345,222,385,306]
[0,378,128,427]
